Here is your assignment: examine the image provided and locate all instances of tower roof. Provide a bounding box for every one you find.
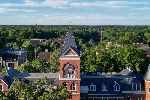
[61,27,79,56]
[144,64,150,81]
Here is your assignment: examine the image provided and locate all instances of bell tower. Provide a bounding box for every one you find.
[59,27,80,100]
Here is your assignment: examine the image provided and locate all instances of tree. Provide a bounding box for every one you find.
[49,49,60,73]
[4,78,71,100]
[21,41,34,61]
[81,47,97,72]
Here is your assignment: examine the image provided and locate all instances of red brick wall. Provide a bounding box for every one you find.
[0,80,8,92]
[145,80,150,100]
[124,93,145,100]
[60,55,80,100]
[72,95,80,100]
[60,59,80,79]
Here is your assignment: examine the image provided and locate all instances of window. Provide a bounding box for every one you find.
[114,98,120,100]
[64,64,75,78]
[138,97,142,100]
[102,97,108,100]
[149,87,150,93]
[132,84,141,90]
[90,84,96,91]
[0,84,3,91]
[101,85,107,91]
[127,96,131,100]
[114,85,120,91]
[90,98,96,100]
[71,83,76,90]
[137,84,140,90]
[62,82,67,88]
[132,84,136,90]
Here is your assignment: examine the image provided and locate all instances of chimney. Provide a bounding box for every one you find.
[45,49,48,52]
[100,27,103,43]
[136,68,140,74]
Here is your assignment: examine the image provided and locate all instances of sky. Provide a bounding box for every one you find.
[0,0,150,25]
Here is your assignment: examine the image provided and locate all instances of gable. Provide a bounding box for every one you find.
[62,47,78,56]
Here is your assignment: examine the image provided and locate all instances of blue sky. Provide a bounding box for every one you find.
[0,0,150,25]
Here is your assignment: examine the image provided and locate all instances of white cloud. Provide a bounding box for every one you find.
[0,0,149,10]
[0,8,36,13]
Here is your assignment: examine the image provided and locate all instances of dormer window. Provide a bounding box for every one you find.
[90,83,96,91]
[101,85,107,91]
[113,81,120,91]
[101,82,108,91]
[132,84,141,90]
[114,85,120,91]
[71,83,76,90]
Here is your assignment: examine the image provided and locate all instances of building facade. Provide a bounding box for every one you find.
[0,46,27,69]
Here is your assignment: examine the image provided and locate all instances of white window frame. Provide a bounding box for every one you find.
[148,87,150,93]
[138,97,142,100]
[71,83,76,90]
[0,84,3,91]
[132,84,141,90]
[114,98,120,100]
[90,84,96,91]
[91,98,95,100]
[127,96,131,100]
[102,97,108,100]
[114,84,120,91]
[101,85,108,91]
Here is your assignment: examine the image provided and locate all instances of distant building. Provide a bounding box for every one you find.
[38,49,51,62]
[0,46,27,69]
[22,39,46,47]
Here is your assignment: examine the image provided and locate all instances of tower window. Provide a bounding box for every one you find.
[0,84,3,91]
[64,64,75,78]
[62,82,67,88]
[71,83,76,90]
[148,87,150,93]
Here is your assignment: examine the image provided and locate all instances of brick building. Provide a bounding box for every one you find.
[0,46,27,69]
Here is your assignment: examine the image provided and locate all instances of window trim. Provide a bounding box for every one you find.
[102,97,108,100]
[138,97,142,100]
[101,85,108,91]
[71,83,76,90]
[90,84,96,91]
[148,87,150,93]
[0,84,3,91]
[132,83,141,90]
[114,84,120,91]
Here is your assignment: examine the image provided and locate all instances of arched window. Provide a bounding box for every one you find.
[63,64,75,78]
[62,82,67,88]
[113,81,120,91]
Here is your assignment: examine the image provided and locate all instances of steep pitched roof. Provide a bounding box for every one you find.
[144,64,150,81]
[61,27,79,56]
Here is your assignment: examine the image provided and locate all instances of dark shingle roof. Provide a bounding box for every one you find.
[61,27,79,56]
